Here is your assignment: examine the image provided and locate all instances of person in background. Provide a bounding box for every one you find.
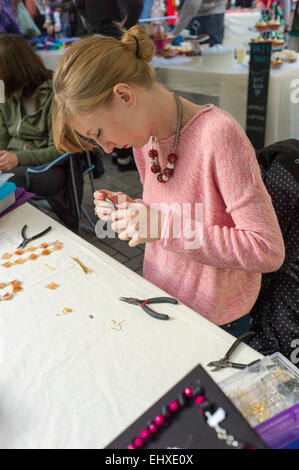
[0,0,24,34]
[0,35,63,198]
[123,0,144,28]
[73,0,139,171]
[140,0,154,19]
[74,0,127,35]
[171,0,226,45]
[43,1,78,37]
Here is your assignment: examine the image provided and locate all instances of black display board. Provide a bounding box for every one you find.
[107,364,267,449]
[246,41,272,150]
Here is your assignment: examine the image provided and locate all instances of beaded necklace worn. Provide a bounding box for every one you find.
[149,91,182,183]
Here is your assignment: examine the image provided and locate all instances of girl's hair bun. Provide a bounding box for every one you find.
[121,25,154,63]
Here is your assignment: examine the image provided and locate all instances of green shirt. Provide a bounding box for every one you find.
[0,78,60,167]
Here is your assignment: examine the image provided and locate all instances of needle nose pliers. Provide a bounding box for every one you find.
[17,224,52,249]
[119,296,178,321]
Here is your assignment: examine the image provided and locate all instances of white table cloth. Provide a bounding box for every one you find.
[223,10,260,48]
[37,49,66,71]
[0,204,262,449]
[154,55,299,146]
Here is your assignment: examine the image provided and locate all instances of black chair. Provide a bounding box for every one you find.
[248,139,299,366]
[26,151,99,233]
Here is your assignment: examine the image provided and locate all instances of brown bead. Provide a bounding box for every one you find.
[151,163,161,174]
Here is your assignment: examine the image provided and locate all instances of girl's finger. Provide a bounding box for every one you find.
[118,229,132,241]
[94,200,113,208]
[128,235,142,247]
[93,190,108,199]
[95,206,113,220]
[111,218,128,233]
[110,207,131,222]
[116,201,131,210]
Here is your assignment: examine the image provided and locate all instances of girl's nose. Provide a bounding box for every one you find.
[96,139,115,155]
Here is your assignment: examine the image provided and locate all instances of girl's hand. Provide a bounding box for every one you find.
[93,190,134,222]
[0,151,19,171]
[111,201,164,248]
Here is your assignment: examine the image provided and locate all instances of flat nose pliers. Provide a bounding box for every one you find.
[119,296,178,320]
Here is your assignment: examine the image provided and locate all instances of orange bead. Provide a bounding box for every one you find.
[13,286,22,293]
[52,244,62,251]
[15,249,24,256]
[2,292,13,300]
[3,261,12,268]
[46,282,58,290]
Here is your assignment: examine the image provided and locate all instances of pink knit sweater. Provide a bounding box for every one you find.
[133,105,285,325]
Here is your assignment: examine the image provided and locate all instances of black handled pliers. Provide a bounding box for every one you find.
[119,296,178,320]
[17,224,52,249]
[207,331,259,371]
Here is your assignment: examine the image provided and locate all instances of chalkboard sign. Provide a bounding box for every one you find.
[246,42,272,150]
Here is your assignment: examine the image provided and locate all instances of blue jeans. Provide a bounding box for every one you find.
[189,13,225,46]
[220,314,251,339]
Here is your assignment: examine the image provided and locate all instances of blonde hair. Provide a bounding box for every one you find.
[52,25,155,153]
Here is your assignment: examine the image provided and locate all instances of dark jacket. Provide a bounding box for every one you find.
[249,139,299,366]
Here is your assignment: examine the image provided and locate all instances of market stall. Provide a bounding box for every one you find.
[223,9,260,47]
[153,54,299,146]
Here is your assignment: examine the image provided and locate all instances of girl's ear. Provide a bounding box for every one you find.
[113,83,136,106]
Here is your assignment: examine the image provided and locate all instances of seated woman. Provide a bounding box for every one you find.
[52,26,285,336]
[0,34,65,198]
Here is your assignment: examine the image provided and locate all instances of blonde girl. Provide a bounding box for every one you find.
[52,26,285,336]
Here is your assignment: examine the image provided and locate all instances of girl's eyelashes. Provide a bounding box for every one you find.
[75,130,96,145]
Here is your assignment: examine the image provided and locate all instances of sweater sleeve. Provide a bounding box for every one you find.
[0,106,9,151]
[15,108,60,166]
[172,0,202,37]
[160,118,285,273]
